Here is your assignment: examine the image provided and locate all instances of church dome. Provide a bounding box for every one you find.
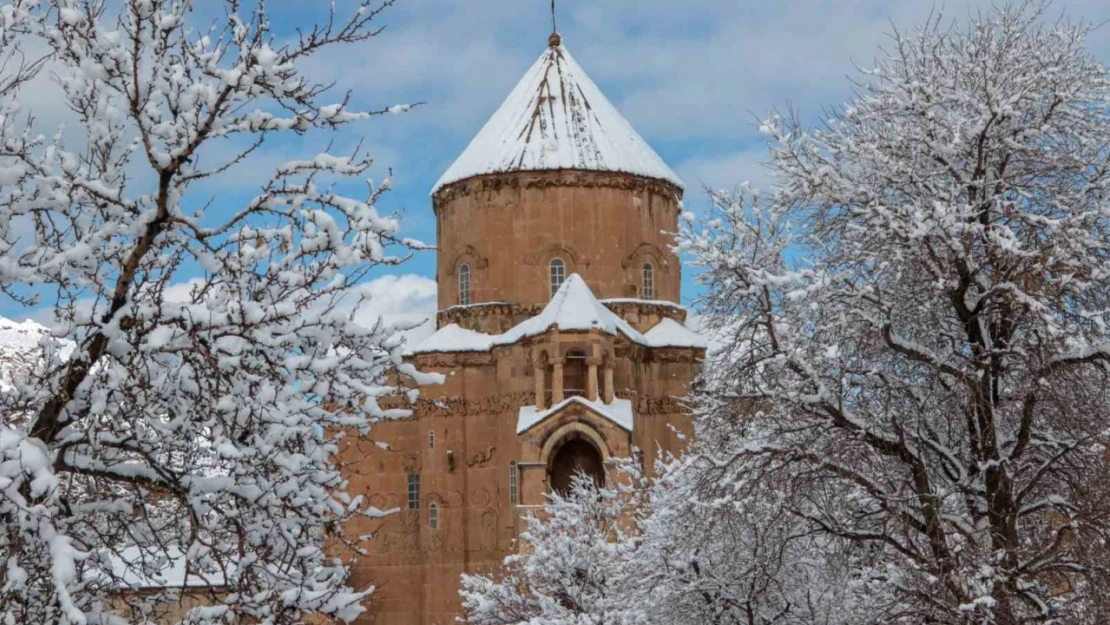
[432,35,683,194]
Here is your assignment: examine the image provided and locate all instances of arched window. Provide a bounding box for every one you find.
[549,258,566,299]
[428,430,435,450]
[428,502,439,530]
[458,263,471,306]
[642,263,654,300]
[509,461,518,506]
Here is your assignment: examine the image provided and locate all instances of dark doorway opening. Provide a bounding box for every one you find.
[548,438,605,496]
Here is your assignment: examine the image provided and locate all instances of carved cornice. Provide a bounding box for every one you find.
[432,169,684,211]
[405,390,693,420]
[435,302,542,331]
[412,391,535,418]
[615,392,693,416]
[600,299,688,325]
[411,351,496,368]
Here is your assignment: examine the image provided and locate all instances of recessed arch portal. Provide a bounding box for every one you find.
[549,438,605,496]
[541,422,611,497]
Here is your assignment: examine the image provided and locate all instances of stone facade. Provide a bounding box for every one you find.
[337,168,702,624]
[338,36,702,625]
[435,170,683,314]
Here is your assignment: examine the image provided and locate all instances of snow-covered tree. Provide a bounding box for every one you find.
[0,0,45,97]
[460,472,645,625]
[0,1,435,623]
[681,3,1110,623]
[460,454,866,625]
[637,448,879,625]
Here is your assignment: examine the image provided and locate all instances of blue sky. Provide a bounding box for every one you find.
[7,0,1110,328]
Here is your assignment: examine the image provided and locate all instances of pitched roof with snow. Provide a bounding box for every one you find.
[409,274,704,354]
[500,273,647,343]
[517,396,634,434]
[432,36,683,194]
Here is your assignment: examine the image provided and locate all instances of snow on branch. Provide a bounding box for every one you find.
[679,3,1110,622]
[0,1,427,623]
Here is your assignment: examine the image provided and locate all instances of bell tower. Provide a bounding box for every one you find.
[342,33,704,625]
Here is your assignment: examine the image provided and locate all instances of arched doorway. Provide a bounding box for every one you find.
[548,437,605,496]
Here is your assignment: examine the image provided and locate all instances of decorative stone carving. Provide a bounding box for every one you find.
[413,391,534,419]
[424,532,445,553]
[467,445,496,468]
[599,299,687,325]
[610,392,689,416]
[435,302,543,332]
[432,170,683,208]
[479,511,497,552]
[470,489,491,509]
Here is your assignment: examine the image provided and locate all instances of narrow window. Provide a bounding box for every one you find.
[458,263,471,306]
[509,461,518,506]
[407,473,420,511]
[642,263,654,300]
[550,258,566,298]
[428,430,435,450]
[428,502,439,530]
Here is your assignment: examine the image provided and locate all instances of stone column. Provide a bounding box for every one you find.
[603,366,615,404]
[534,358,546,410]
[586,359,600,402]
[552,360,564,404]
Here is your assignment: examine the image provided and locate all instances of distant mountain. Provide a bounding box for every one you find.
[0,317,55,392]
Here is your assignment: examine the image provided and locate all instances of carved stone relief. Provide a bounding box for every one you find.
[470,489,491,509]
[467,445,496,467]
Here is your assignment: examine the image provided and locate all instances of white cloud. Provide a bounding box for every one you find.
[27,273,440,348]
[352,273,438,347]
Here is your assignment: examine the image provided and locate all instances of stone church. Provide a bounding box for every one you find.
[341,32,705,624]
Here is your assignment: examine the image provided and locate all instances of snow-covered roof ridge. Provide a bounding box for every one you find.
[644,317,708,349]
[501,273,647,343]
[408,276,708,354]
[517,396,634,434]
[409,323,495,355]
[432,39,683,194]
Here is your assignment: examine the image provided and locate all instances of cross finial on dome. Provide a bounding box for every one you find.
[548,0,560,47]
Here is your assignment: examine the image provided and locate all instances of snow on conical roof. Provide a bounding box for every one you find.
[432,34,683,194]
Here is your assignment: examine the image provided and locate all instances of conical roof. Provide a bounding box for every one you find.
[432,36,683,194]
